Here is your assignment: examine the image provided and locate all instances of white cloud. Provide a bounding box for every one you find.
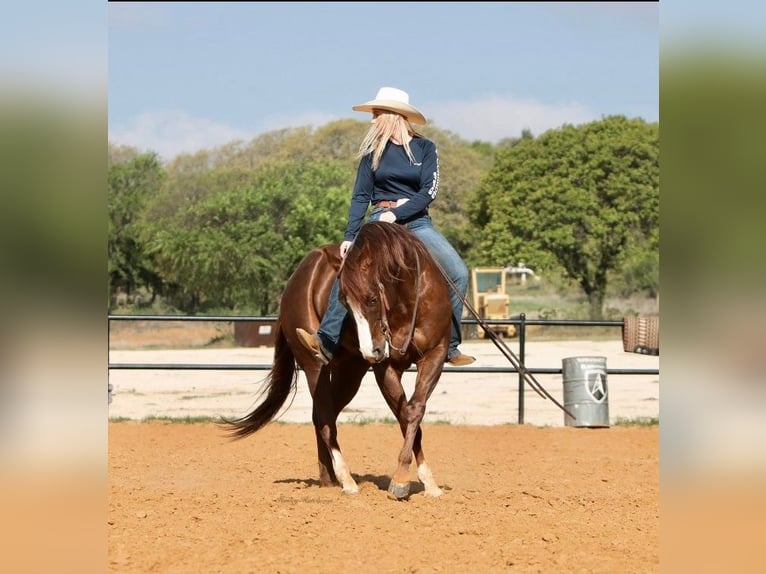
[108,98,602,161]
[108,109,349,161]
[425,95,598,143]
[108,110,253,161]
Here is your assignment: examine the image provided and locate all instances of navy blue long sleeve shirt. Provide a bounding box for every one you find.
[343,137,440,241]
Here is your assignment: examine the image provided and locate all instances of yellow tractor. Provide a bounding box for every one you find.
[469,267,517,339]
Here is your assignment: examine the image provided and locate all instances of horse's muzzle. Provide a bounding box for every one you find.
[364,340,389,364]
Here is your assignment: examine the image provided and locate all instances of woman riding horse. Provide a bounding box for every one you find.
[222,221,453,500]
[296,86,475,367]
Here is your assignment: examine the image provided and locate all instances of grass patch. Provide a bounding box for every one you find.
[341,415,398,425]
[613,416,659,427]
[108,416,133,423]
[340,416,452,426]
[141,415,220,424]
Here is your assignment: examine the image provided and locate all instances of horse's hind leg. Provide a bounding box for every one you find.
[312,358,367,494]
[312,421,336,487]
[313,407,356,492]
[306,368,337,487]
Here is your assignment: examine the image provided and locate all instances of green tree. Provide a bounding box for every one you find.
[422,126,497,256]
[139,160,353,314]
[113,119,500,314]
[108,149,165,304]
[470,116,659,319]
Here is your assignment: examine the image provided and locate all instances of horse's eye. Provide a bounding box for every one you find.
[367,295,378,306]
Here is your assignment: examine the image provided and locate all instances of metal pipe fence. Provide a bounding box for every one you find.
[108,313,659,424]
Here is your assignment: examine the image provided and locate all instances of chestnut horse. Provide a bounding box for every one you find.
[222,222,452,500]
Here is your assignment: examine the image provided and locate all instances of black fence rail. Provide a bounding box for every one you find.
[108,313,659,424]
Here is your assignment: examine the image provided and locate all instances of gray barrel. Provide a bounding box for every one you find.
[562,356,610,428]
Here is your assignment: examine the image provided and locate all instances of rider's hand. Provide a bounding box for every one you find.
[379,210,396,224]
[340,240,353,258]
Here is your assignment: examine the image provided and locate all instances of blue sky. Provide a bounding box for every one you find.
[5,1,764,163]
[108,2,659,161]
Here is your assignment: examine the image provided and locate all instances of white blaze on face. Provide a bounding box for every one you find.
[348,301,375,359]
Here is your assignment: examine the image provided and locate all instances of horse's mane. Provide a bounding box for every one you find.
[340,222,431,302]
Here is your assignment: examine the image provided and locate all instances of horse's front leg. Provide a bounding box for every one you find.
[388,400,423,500]
[380,355,445,500]
[391,423,443,498]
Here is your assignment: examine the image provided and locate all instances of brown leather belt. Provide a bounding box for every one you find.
[374,200,398,209]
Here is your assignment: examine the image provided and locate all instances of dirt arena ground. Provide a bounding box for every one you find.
[108,422,658,573]
[108,322,658,572]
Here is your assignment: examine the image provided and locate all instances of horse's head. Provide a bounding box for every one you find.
[338,277,389,363]
[339,222,422,364]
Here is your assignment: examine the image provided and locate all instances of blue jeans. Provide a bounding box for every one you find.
[317,209,469,360]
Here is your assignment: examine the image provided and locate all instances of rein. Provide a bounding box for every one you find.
[434,261,576,420]
[378,251,421,356]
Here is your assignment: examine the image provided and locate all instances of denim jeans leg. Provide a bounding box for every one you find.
[405,217,469,358]
[316,277,346,355]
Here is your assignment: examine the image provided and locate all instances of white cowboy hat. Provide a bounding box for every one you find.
[352,87,427,125]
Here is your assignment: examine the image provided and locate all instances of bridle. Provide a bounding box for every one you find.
[377,251,421,356]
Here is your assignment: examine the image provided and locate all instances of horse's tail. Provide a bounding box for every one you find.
[220,323,297,440]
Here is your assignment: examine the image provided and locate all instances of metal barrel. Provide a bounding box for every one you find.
[562,356,610,428]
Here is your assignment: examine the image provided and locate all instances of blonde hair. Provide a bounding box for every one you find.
[358,111,420,170]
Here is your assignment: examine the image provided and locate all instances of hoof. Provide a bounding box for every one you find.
[341,485,360,496]
[387,481,410,500]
